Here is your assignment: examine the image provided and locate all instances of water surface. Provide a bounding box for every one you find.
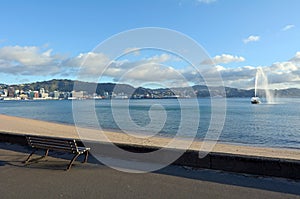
[0,98,299,149]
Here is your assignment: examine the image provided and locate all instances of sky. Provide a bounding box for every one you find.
[0,0,300,89]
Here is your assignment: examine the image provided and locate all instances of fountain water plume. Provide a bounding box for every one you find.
[254,70,258,97]
[254,67,274,103]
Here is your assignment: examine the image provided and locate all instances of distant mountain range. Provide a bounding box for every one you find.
[1,79,300,98]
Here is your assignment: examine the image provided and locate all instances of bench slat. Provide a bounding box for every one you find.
[27,137,75,144]
[31,144,77,152]
[28,141,77,152]
[28,140,77,148]
[27,136,79,152]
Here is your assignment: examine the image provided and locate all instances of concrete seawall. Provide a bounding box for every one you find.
[1,132,300,180]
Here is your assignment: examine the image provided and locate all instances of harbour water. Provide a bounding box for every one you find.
[0,98,299,149]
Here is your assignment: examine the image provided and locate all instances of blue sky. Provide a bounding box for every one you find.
[1,0,300,89]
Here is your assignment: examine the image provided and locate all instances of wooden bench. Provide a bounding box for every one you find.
[24,135,90,170]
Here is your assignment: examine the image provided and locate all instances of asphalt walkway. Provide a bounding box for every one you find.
[0,142,300,199]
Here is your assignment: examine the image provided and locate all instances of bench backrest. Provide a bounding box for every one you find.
[26,136,79,153]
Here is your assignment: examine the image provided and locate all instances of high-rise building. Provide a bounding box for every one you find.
[53,91,59,99]
[40,88,45,94]
[34,91,39,98]
[3,89,8,97]
[28,91,35,99]
[7,87,15,97]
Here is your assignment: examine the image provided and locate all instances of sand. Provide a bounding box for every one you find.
[0,114,300,160]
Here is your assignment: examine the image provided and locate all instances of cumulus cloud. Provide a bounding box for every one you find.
[0,46,55,66]
[147,54,171,63]
[219,66,256,80]
[105,54,175,84]
[115,64,180,83]
[123,47,141,56]
[243,35,260,44]
[202,54,245,65]
[63,52,111,77]
[185,51,300,89]
[263,53,300,87]
[221,52,300,88]
[181,64,257,88]
[282,24,295,31]
[289,51,300,63]
[0,45,181,86]
[57,50,300,89]
[0,45,64,75]
[268,61,298,73]
[62,51,180,85]
[1,44,300,89]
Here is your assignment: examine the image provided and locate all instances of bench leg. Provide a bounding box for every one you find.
[24,149,37,163]
[43,149,49,157]
[66,153,80,171]
[83,151,89,163]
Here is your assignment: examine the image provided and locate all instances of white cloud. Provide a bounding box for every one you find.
[64,52,110,70]
[0,46,176,85]
[219,52,300,89]
[62,51,179,85]
[202,54,245,65]
[123,47,141,56]
[269,61,298,73]
[282,24,295,31]
[184,51,300,89]
[289,51,300,63]
[243,35,260,44]
[0,45,64,75]
[0,46,55,66]
[107,54,174,83]
[116,64,180,83]
[147,54,171,63]
[1,44,300,89]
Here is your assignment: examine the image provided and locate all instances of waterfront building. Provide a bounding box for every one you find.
[53,91,59,99]
[71,91,84,99]
[7,87,15,97]
[34,91,39,98]
[3,89,7,97]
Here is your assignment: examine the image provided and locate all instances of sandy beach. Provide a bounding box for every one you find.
[0,113,300,160]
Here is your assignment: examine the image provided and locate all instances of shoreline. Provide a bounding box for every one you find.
[1,112,299,151]
[1,113,300,160]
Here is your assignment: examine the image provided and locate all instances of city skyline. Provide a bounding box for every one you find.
[0,0,300,89]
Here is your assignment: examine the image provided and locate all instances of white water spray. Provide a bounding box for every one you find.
[254,67,274,103]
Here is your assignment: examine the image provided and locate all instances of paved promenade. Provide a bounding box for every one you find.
[1,142,300,199]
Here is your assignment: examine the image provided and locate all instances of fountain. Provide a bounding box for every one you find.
[252,67,274,104]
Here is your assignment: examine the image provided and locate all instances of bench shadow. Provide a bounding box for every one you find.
[0,142,102,170]
[4,153,102,171]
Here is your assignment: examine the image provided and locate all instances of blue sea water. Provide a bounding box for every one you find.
[0,98,299,149]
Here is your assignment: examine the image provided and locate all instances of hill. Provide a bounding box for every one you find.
[1,79,300,98]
